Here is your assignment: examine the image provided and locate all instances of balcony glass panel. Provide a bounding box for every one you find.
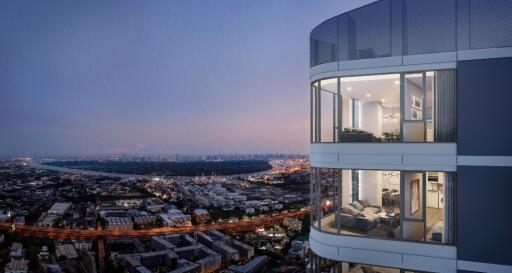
[470,0,512,49]
[340,74,401,142]
[404,0,456,55]
[310,17,338,67]
[342,0,392,60]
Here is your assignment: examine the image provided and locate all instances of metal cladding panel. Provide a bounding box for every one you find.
[457,57,512,156]
[404,0,456,55]
[470,0,512,50]
[457,166,512,266]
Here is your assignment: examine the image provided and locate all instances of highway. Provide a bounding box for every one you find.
[0,209,309,240]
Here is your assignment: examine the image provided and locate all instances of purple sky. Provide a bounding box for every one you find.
[0,0,373,156]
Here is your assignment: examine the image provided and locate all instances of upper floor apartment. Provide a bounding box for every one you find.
[309,0,512,172]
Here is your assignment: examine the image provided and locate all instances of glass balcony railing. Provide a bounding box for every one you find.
[310,0,512,67]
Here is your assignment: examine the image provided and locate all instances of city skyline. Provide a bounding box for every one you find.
[0,0,373,157]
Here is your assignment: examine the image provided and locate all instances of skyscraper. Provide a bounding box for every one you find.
[308,1,512,272]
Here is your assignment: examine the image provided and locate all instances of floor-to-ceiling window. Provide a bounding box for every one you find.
[340,74,401,142]
[311,70,455,143]
[310,168,454,244]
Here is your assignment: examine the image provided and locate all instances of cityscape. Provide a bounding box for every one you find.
[1,1,512,273]
[0,156,310,273]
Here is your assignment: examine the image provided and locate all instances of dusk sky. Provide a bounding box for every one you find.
[0,0,374,156]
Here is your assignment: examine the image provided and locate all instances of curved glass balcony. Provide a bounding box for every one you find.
[310,0,512,67]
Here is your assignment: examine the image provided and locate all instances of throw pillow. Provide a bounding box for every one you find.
[351,201,364,211]
[358,199,370,207]
[341,205,361,216]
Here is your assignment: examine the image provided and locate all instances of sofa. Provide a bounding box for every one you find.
[339,128,380,142]
[338,200,381,231]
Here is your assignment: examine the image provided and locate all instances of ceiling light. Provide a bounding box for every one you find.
[346,87,352,91]
[394,80,400,85]
[366,93,371,97]
[381,99,386,102]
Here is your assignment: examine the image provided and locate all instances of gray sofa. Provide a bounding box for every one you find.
[340,128,380,142]
[339,200,381,231]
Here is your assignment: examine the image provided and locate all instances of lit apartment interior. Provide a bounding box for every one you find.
[314,71,454,143]
[312,168,453,244]
[340,74,401,142]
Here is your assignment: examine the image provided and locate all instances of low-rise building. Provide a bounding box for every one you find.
[134,215,157,226]
[38,246,50,262]
[48,202,72,215]
[13,216,24,225]
[38,214,58,227]
[4,258,28,273]
[192,209,209,223]
[228,256,267,273]
[115,199,142,209]
[9,242,23,259]
[230,240,254,260]
[55,244,78,260]
[105,217,133,230]
[159,209,191,227]
[288,240,309,259]
[151,236,176,251]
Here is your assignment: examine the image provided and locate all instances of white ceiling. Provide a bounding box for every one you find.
[319,73,434,108]
[320,74,400,108]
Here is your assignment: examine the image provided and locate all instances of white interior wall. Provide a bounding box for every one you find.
[381,107,400,134]
[359,170,381,206]
[341,95,352,129]
[381,172,400,191]
[362,101,382,136]
[341,170,352,206]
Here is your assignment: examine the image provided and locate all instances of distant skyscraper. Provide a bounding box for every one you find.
[308,1,512,272]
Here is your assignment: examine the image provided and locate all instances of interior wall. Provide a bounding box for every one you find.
[341,95,352,129]
[381,107,400,133]
[361,101,383,136]
[381,172,400,191]
[341,170,352,206]
[359,170,381,206]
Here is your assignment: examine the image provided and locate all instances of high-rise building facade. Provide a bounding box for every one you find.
[308,1,512,272]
